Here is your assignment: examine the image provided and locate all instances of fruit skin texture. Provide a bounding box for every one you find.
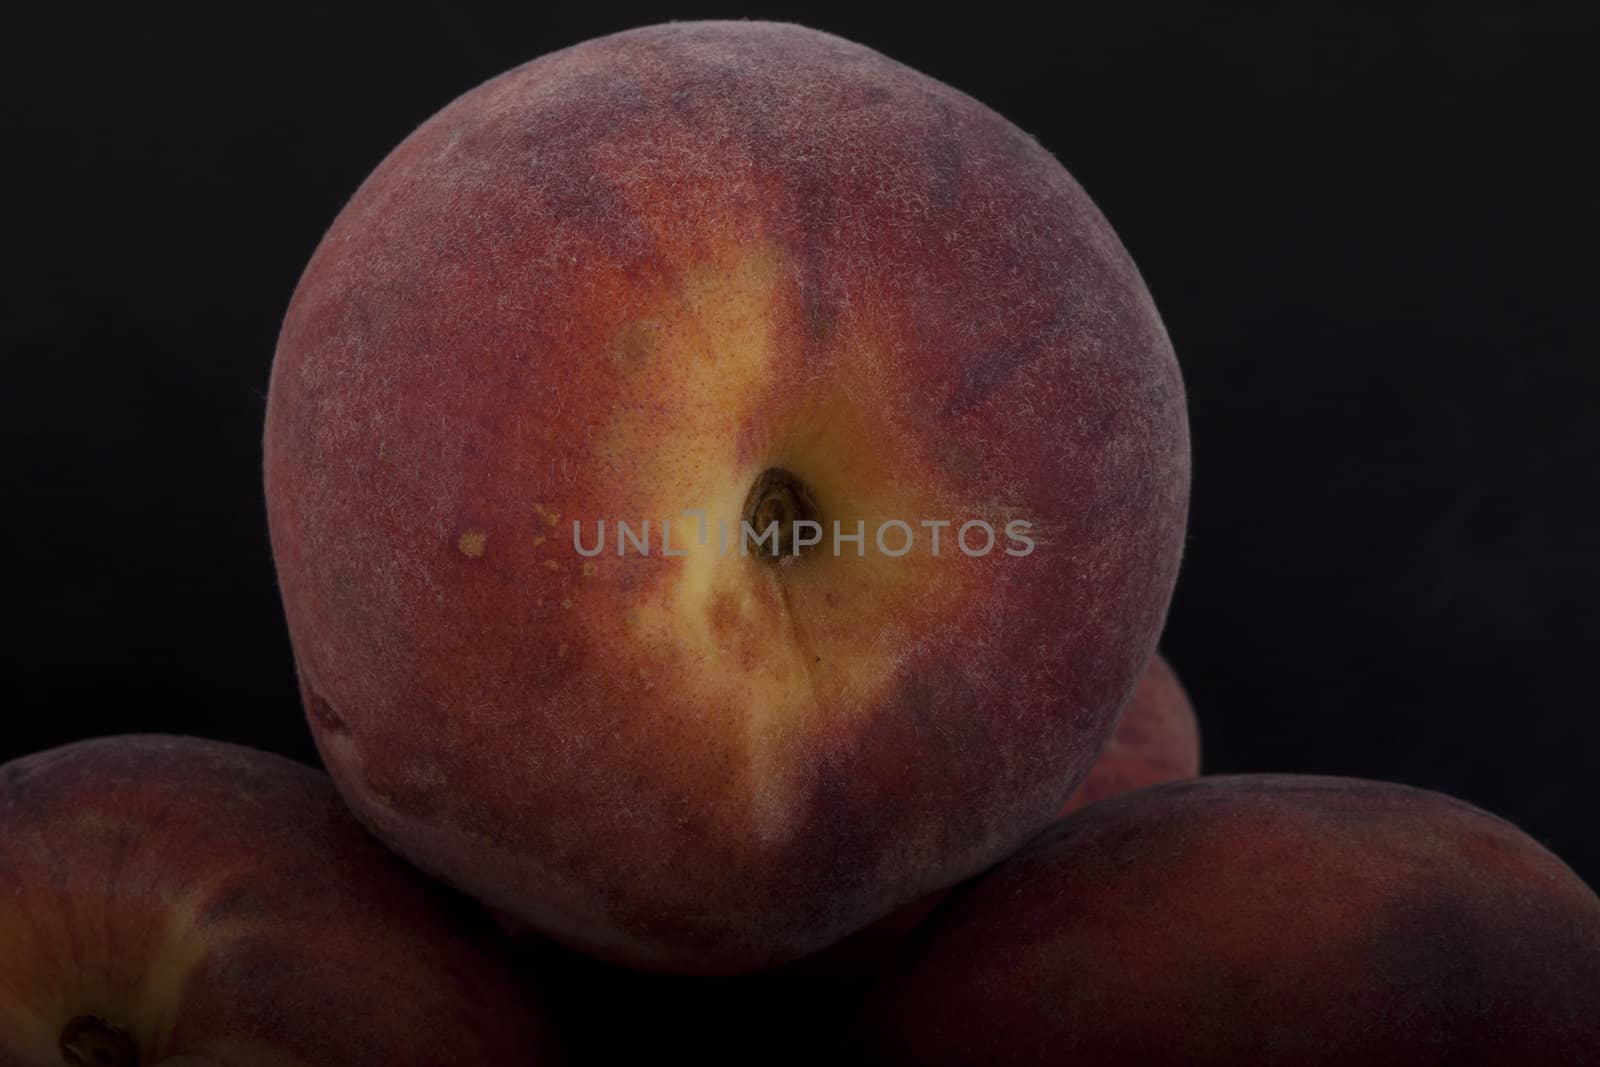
[264,20,1190,972]
[0,735,550,1066]
[856,775,1600,1065]
[808,652,1200,978]
[1060,651,1198,814]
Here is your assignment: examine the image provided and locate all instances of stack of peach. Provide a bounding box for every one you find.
[5,22,1596,1066]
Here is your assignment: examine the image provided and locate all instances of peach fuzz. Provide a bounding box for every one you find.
[789,650,1196,985]
[0,735,552,1065]
[856,775,1600,1064]
[807,651,1200,979]
[265,20,1189,972]
[1061,650,1198,814]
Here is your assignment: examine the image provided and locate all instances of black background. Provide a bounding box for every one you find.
[4,0,1596,903]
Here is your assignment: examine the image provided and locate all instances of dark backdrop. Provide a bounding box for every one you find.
[4,3,1596,887]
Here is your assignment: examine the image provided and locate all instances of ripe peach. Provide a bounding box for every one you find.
[0,736,551,1065]
[1061,651,1198,814]
[264,20,1190,972]
[856,775,1600,1064]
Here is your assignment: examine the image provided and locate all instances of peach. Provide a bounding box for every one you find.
[0,735,552,1065]
[855,775,1600,1064]
[1061,651,1198,814]
[264,20,1189,972]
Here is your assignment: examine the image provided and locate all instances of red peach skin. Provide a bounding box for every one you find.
[856,774,1600,1065]
[1062,651,1199,814]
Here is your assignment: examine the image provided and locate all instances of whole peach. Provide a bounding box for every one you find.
[0,736,552,1065]
[856,775,1600,1064]
[265,20,1189,972]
